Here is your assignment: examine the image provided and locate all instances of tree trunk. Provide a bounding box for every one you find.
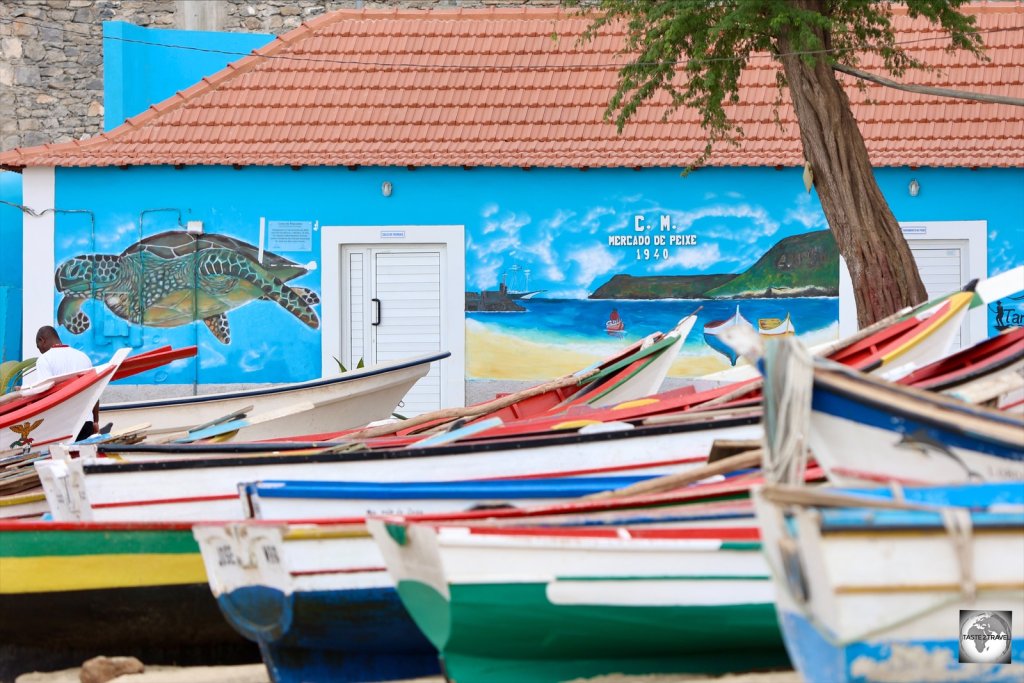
[776,3,927,327]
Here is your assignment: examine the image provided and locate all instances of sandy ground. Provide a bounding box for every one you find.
[15,665,802,683]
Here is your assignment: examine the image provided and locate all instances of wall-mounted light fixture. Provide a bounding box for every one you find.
[381,181,393,197]
[908,179,920,197]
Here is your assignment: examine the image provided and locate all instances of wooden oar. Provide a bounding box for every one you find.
[583,448,763,501]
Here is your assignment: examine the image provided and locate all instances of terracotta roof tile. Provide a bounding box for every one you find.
[3,4,1021,169]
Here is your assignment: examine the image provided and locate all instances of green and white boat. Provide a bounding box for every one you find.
[368,499,791,683]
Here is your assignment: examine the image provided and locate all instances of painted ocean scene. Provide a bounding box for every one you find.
[467,296,839,379]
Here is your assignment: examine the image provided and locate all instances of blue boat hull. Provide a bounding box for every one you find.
[703,332,740,366]
[218,585,439,682]
[779,610,1024,683]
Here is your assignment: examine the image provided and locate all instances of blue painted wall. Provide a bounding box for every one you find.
[103,22,273,130]
[50,164,1023,384]
[0,170,23,362]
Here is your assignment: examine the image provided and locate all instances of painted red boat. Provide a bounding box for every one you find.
[605,308,625,335]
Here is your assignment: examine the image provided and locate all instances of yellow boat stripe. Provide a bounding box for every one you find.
[882,292,970,364]
[0,492,45,507]
[612,398,660,410]
[0,553,207,594]
[284,527,369,541]
[550,420,600,430]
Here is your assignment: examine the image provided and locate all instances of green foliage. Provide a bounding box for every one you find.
[0,359,37,395]
[333,356,366,373]
[578,1,984,166]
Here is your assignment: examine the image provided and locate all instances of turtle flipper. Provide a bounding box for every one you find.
[57,296,91,335]
[258,286,320,307]
[203,314,231,344]
[290,287,321,307]
[200,254,320,330]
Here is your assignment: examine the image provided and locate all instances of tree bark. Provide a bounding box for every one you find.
[776,2,928,327]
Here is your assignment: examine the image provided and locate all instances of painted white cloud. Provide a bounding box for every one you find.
[784,193,827,230]
[95,220,139,250]
[567,244,622,289]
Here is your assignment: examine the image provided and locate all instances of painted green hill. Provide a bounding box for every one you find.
[589,273,737,299]
[704,229,839,298]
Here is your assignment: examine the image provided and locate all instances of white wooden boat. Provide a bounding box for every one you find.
[1,348,129,450]
[367,503,786,681]
[36,409,763,522]
[753,483,1024,682]
[759,336,1024,486]
[99,351,449,442]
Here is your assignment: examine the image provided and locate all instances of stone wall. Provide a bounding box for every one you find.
[1,0,562,151]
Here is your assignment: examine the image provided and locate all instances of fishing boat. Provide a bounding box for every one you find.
[37,407,763,522]
[757,312,795,337]
[193,476,663,683]
[0,518,259,680]
[1,348,129,450]
[239,475,655,520]
[753,482,1024,683]
[758,336,1024,486]
[605,308,625,335]
[195,456,805,683]
[98,351,449,442]
[364,464,828,683]
[500,263,545,300]
[112,345,198,381]
[703,305,755,366]
[302,311,699,444]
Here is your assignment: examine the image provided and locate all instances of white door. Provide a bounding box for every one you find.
[910,241,969,350]
[322,224,466,414]
[342,246,443,416]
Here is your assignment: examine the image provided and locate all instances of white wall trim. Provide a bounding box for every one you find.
[839,220,987,341]
[320,224,466,408]
[21,166,56,356]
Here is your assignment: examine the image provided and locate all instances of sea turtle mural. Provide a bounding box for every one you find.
[55,230,320,344]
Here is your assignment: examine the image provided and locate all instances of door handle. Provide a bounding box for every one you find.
[371,298,381,326]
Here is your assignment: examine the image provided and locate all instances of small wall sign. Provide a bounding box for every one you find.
[268,220,313,251]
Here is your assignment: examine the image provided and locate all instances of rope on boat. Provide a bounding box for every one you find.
[942,507,976,601]
[762,336,813,486]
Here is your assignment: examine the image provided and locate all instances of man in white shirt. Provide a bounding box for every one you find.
[33,325,99,439]
[33,326,93,382]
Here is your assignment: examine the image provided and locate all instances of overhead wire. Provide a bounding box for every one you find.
[0,14,1020,72]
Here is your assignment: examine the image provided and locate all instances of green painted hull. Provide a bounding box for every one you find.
[397,581,789,683]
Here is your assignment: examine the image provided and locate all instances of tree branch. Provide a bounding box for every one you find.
[834,64,1024,107]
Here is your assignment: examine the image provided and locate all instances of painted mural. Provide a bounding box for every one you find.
[55,231,320,344]
[465,205,840,381]
[992,295,1024,332]
[52,225,321,384]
